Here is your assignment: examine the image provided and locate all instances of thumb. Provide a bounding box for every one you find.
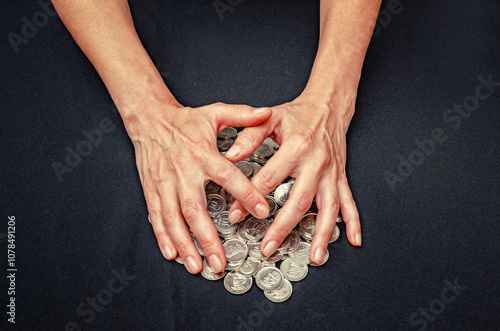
[207,103,272,128]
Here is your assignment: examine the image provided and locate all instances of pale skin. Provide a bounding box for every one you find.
[53,0,381,274]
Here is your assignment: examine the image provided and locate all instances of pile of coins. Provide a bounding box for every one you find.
[151,128,343,302]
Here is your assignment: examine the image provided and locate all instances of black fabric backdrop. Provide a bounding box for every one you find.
[1,0,499,330]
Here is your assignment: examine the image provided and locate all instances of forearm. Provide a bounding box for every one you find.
[52,1,179,120]
[302,0,381,116]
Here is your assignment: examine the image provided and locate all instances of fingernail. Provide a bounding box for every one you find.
[208,254,223,273]
[314,247,325,264]
[255,203,268,219]
[225,145,241,159]
[355,233,362,246]
[253,107,270,114]
[185,256,199,274]
[163,245,175,260]
[228,209,242,223]
[263,240,278,256]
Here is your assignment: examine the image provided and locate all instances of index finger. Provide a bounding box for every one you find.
[205,152,270,221]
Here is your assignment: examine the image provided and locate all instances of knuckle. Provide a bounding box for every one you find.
[175,240,195,254]
[256,169,277,192]
[161,209,179,227]
[169,154,186,175]
[196,236,219,253]
[238,129,256,144]
[325,199,340,212]
[214,164,237,184]
[149,210,161,223]
[181,200,204,221]
[341,195,357,209]
[240,187,257,204]
[270,223,292,240]
[295,192,313,214]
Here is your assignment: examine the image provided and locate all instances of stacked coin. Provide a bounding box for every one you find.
[162,128,344,302]
[217,127,237,151]
[250,140,275,164]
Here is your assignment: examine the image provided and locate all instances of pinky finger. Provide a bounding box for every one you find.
[145,189,178,260]
[337,176,362,247]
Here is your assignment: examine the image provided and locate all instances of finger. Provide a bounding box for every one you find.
[206,154,270,222]
[224,125,272,162]
[228,144,298,223]
[144,184,178,261]
[157,181,203,274]
[337,174,361,246]
[207,103,272,129]
[310,174,340,264]
[261,166,319,256]
[177,178,227,273]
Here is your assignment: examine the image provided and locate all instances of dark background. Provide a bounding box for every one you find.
[1,0,499,330]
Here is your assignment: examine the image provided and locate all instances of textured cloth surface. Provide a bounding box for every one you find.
[1,0,499,330]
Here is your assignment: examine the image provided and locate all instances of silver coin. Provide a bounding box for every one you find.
[310,249,329,267]
[260,260,276,269]
[263,250,284,263]
[201,259,226,280]
[205,181,221,195]
[281,231,301,254]
[253,142,274,159]
[223,238,248,263]
[234,161,254,178]
[250,162,262,176]
[299,213,316,238]
[218,127,238,139]
[289,242,311,266]
[264,279,293,303]
[191,232,205,256]
[255,267,284,291]
[328,225,340,243]
[247,241,265,260]
[217,139,234,151]
[224,271,253,295]
[213,211,238,235]
[336,211,343,223]
[274,183,292,206]
[280,258,308,282]
[148,214,151,224]
[174,255,184,265]
[225,259,246,271]
[266,196,278,216]
[206,194,227,216]
[264,137,280,150]
[243,217,269,241]
[238,257,261,276]
[201,267,226,281]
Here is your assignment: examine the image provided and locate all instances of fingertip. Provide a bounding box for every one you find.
[184,256,202,274]
[224,145,241,160]
[228,209,243,224]
[163,245,176,260]
[254,202,269,219]
[355,233,362,247]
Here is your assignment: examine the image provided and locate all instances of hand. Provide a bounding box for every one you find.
[126,100,272,274]
[225,94,361,265]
